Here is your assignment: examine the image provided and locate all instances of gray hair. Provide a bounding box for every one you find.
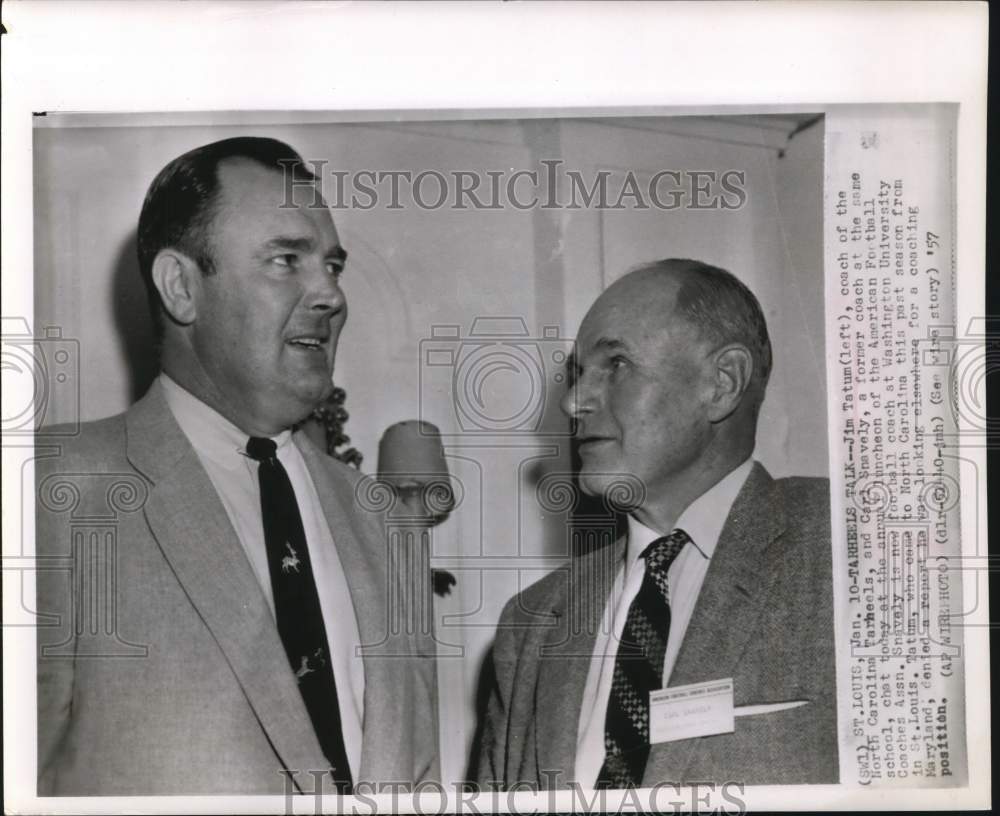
[631,258,773,398]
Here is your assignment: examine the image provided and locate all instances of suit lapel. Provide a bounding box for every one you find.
[534,536,626,786]
[644,462,786,784]
[125,383,332,788]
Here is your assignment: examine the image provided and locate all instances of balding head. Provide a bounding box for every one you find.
[562,258,769,531]
[612,259,772,410]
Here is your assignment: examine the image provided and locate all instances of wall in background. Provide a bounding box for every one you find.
[33,112,826,783]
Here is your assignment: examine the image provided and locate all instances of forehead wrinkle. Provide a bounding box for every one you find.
[262,235,316,252]
[250,205,341,252]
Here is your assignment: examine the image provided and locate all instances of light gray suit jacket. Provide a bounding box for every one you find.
[474,463,837,788]
[36,382,439,795]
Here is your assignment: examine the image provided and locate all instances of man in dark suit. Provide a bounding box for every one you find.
[474,259,837,789]
[36,138,438,795]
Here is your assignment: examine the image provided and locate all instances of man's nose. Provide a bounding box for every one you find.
[561,375,596,419]
[303,262,346,314]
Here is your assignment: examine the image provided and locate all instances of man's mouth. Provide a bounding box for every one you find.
[577,435,615,449]
[286,335,329,351]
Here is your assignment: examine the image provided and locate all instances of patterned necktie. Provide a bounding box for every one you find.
[596,529,691,789]
[246,437,353,794]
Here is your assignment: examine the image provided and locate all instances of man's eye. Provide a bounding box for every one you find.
[610,356,630,373]
[325,261,344,277]
[273,254,297,268]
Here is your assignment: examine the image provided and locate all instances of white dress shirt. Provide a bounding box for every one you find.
[574,458,753,786]
[160,374,365,779]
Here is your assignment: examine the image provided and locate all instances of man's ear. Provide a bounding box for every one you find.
[706,343,754,422]
[150,249,201,326]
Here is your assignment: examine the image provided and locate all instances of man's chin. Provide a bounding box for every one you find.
[279,381,333,426]
[578,469,645,512]
[578,470,624,500]
[299,374,335,404]
[315,376,335,403]
[577,471,604,497]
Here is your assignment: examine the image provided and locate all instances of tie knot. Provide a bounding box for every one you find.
[642,529,690,573]
[246,436,278,462]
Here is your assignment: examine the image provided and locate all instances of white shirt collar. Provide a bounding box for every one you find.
[159,373,292,470]
[625,458,754,571]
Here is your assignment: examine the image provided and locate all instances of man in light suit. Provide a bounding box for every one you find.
[474,259,837,789]
[36,138,438,795]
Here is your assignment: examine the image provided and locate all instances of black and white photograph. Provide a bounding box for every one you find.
[2,3,989,814]
[29,110,832,797]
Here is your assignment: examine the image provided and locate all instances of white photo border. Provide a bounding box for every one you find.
[2,2,988,813]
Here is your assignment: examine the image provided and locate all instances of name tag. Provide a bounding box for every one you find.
[649,678,735,744]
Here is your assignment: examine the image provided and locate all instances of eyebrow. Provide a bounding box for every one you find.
[592,337,631,353]
[261,236,348,264]
[569,337,633,372]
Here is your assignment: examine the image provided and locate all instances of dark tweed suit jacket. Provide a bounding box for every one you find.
[36,381,439,795]
[474,463,838,788]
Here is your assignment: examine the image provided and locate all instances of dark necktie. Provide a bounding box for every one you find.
[245,436,353,794]
[596,529,691,789]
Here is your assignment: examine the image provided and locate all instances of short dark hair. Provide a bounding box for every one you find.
[136,136,316,334]
[633,258,773,396]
